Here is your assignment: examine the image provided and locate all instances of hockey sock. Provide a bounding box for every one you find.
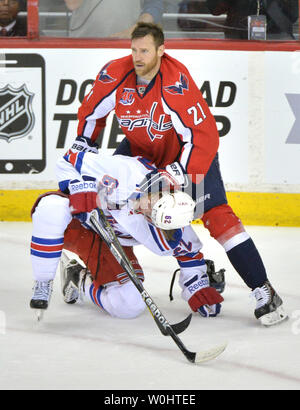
[87,282,107,313]
[31,236,64,281]
[31,194,72,281]
[226,238,267,290]
[86,281,145,319]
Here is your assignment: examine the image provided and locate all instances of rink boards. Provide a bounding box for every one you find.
[1,189,299,226]
[0,48,299,225]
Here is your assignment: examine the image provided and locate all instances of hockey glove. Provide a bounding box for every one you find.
[74,208,102,231]
[180,270,224,317]
[71,136,99,154]
[165,162,187,187]
[138,162,186,195]
[69,175,98,216]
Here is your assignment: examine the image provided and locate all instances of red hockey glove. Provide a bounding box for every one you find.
[180,271,224,317]
[68,175,98,215]
[188,287,224,317]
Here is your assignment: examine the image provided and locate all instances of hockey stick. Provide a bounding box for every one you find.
[90,209,227,364]
[90,209,191,336]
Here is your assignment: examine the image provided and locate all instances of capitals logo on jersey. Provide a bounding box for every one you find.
[98,61,116,84]
[118,102,173,142]
[164,73,189,96]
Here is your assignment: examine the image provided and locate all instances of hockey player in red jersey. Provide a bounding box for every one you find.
[77,46,218,183]
[68,22,287,326]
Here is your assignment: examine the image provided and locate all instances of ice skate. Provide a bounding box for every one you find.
[30,280,53,321]
[252,280,288,326]
[205,259,225,294]
[60,252,87,304]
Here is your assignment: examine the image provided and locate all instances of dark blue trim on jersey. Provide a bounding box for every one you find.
[137,157,156,171]
[148,224,165,252]
[177,259,206,268]
[184,275,198,287]
[113,137,132,156]
[31,236,64,245]
[159,71,195,170]
[30,249,62,258]
[89,283,105,310]
[63,150,85,174]
[75,152,84,173]
[136,73,158,99]
[59,179,70,194]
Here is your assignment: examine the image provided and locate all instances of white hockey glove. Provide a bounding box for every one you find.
[138,162,187,196]
[165,162,188,187]
[179,269,224,317]
[71,136,99,154]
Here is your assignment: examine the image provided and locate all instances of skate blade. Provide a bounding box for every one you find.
[260,306,288,327]
[34,309,45,322]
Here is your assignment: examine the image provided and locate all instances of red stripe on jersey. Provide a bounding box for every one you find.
[156,229,171,251]
[68,151,79,167]
[92,286,102,308]
[31,242,64,252]
[177,252,204,263]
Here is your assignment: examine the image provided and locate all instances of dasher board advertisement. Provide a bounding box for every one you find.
[4,48,299,190]
[0,54,46,174]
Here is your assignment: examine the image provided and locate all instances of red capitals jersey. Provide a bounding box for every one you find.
[77,53,219,183]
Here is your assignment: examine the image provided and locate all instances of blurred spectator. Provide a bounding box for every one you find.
[177,0,210,31]
[206,0,299,40]
[64,0,163,38]
[18,0,26,11]
[0,0,27,36]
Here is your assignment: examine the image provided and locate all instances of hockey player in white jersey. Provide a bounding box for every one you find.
[30,151,223,320]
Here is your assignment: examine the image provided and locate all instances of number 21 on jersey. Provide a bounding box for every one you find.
[187,102,207,125]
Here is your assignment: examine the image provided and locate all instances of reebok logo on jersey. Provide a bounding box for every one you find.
[164,73,189,96]
[187,277,209,294]
[69,181,97,193]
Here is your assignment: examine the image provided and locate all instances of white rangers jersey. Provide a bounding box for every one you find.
[56,152,203,257]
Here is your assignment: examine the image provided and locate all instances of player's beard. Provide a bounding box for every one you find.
[134,54,160,79]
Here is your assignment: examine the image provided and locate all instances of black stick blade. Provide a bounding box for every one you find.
[154,313,192,336]
[170,313,192,335]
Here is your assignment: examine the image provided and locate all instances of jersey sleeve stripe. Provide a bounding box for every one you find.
[31,236,64,245]
[148,224,171,252]
[161,97,194,171]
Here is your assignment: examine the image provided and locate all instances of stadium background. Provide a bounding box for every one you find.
[0,1,299,226]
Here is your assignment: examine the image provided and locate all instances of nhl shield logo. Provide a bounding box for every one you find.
[0,84,35,142]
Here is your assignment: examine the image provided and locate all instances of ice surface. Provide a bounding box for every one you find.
[0,222,299,390]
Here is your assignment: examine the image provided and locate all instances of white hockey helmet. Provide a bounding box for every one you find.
[150,191,195,230]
